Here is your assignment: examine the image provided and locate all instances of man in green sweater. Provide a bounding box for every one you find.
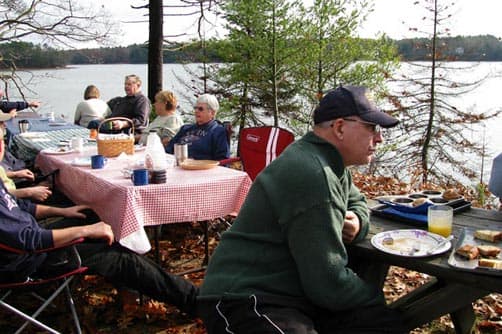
[198,85,409,333]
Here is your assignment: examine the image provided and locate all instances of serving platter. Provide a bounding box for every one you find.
[448,227,502,276]
[369,191,471,225]
[371,229,451,257]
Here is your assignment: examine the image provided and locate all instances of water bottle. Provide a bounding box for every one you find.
[144,130,167,170]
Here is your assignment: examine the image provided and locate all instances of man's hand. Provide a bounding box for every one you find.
[112,120,127,130]
[52,221,115,247]
[342,210,361,243]
[8,109,17,118]
[85,222,114,245]
[11,169,35,181]
[27,186,52,202]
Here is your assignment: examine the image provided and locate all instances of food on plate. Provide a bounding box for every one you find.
[474,229,502,242]
[382,237,394,246]
[455,244,479,260]
[442,188,461,200]
[477,245,501,257]
[478,258,502,270]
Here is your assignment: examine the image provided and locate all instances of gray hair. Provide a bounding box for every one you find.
[196,94,219,113]
[314,120,334,129]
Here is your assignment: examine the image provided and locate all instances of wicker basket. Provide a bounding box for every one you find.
[96,117,135,157]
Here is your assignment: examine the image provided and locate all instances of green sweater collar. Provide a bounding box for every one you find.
[302,132,346,178]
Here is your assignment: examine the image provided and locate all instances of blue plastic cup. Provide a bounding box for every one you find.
[91,155,107,169]
[131,168,149,186]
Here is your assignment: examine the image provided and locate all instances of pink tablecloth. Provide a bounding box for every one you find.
[35,148,252,253]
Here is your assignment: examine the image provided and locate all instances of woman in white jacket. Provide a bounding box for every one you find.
[74,85,110,128]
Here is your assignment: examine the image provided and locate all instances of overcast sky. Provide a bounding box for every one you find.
[93,0,502,47]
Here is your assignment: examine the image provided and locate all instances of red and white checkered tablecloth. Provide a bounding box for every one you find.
[35,147,252,253]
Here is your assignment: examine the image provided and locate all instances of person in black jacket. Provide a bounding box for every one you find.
[0,88,40,113]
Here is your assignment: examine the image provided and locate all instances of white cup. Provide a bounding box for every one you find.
[70,137,84,153]
[427,205,453,237]
[46,112,55,122]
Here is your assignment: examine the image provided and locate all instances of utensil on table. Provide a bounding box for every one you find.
[426,235,454,255]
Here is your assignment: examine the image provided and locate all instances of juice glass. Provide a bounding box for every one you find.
[427,205,453,237]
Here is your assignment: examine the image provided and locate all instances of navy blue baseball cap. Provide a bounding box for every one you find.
[313,85,399,128]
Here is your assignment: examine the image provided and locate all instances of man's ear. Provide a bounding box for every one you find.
[331,119,345,140]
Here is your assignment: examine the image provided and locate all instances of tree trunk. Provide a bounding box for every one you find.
[148,0,163,102]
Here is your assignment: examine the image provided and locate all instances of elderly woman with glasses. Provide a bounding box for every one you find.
[165,94,230,161]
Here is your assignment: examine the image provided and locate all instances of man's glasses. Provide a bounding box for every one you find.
[194,106,205,112]
[343,118,381,134]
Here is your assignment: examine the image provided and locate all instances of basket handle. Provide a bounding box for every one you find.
[98,117,135,135]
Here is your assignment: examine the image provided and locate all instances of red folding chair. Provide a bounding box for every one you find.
[0,238,87,334]
[221,126,295,181]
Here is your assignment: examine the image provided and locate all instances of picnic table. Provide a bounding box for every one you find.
[4,112,88,164]
[347,207,502,334]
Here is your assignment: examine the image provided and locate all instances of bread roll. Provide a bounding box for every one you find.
[474,230,502,242]
[443,188,461,200]
[477,245,501,257]
[478,258,502,270]
[412,198,428,207]
[455,244,479,260]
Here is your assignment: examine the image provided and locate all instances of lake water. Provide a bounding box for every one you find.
[3,63,501,183]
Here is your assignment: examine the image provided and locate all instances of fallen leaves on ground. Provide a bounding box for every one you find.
[0,174,500,333]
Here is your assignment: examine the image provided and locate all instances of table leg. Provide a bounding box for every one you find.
[450,304,476,334]
[153,225,161,263]
[390,280,488,333]
[175,221,209,276]
[200,220,209,266]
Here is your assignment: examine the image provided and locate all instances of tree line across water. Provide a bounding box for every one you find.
[2,34,502,69]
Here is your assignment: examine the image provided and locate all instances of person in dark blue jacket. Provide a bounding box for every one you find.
[165,94,230,160]
[0,88,40,113]
[0,124,198,316]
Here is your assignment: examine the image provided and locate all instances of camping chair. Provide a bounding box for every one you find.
[0,238,87,334]
[220,126,295,181]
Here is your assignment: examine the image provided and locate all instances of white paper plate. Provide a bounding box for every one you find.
[41,147,75,155]
[19,132,47,138]
[134,144,145,151]
[180,159,219,170]
[71,157,91,167]
[371,229,451,257]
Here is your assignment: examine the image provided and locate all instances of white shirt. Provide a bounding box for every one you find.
[74,98,111,127]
